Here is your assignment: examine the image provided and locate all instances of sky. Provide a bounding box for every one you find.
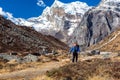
[0,0,101,19]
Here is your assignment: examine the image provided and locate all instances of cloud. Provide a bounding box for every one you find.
[0,7,13,18]
[37,0,46,7]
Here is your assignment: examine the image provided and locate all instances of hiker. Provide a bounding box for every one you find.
[70,42,80,63]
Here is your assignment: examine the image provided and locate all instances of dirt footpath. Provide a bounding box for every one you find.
[0,61,63,80]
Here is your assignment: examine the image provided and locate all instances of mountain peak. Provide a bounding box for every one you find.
[52,0,64,6]
[52,0,90,8]
[51,0,91,15]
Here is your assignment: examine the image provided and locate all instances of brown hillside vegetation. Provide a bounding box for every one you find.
[46,58,120,80]
[0,15,68,53]
[89,28,120,52]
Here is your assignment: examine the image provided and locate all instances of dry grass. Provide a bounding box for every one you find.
[46,58,120,80]
[0,61,43,74]
[32,75,53,80]
[88,75,113,80]
[0,54,63,74]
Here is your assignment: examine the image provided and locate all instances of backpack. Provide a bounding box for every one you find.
[73,46,78,53]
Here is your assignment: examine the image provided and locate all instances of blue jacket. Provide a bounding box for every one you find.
[70,46,80,53]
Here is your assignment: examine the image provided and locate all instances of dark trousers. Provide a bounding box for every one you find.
[72,52,78,62]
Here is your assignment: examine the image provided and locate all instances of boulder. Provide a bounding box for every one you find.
[91,50,100,55]
[23,54,39,63]
[0,53,20,62]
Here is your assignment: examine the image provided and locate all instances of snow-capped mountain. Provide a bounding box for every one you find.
[9,0,91,42]
[69,0,120,47]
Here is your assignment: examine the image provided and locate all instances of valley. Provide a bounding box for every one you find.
[0,0,120,80]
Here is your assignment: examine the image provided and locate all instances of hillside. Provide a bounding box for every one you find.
[89,28,120,52]
[0,15,68,53]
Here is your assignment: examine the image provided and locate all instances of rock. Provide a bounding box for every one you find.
[80,51,96,56]
[68,0,120,48]
[91,50,100,55]
[61,77,72,80]
[31,52,41,56]
[23,54,39,63]
[0,57,9,63]
[0,53,20,62]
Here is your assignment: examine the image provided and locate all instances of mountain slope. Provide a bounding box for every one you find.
[89,28,120,52]
[7,0,91,42]
[69,0,120,47]
[0,15,68,53]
